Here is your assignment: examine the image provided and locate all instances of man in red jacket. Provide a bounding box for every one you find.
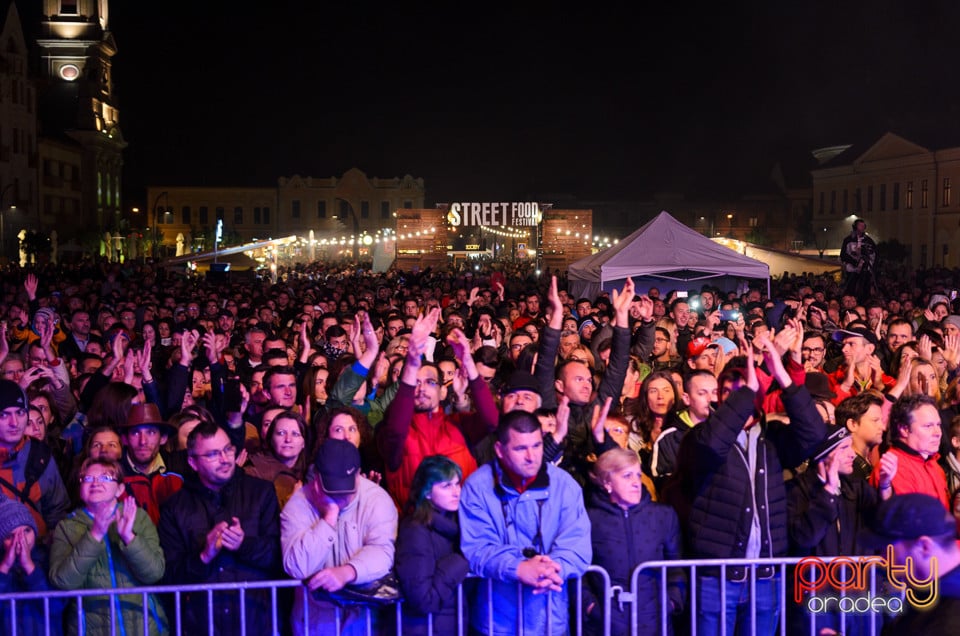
[871,394,950,510]
[377,308,498,509]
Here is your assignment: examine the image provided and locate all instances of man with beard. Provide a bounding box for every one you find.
[118,403,186,524]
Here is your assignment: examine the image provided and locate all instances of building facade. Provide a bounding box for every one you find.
[35,0,125,239]
[0,3,38,257]
[811,132,959,270]
[147,168,425,255]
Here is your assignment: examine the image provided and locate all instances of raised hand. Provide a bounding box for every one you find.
[554,395,570,443]
[590,396,614,444]
[611,277,636,327]
[547,275,564,329]
[135,341,154,383]
[408,307,440,359]
[116,499,138,545]
[24,273,38,301]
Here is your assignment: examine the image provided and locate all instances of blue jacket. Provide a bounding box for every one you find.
[459,459,592,636]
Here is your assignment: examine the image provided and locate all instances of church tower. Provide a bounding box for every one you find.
[35,0,124,234]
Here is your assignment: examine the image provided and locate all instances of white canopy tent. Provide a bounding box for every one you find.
[567,211,770,299]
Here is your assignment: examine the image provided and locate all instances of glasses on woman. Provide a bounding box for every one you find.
[80,474,117,484]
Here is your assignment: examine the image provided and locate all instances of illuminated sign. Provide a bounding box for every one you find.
[447,202,542,228]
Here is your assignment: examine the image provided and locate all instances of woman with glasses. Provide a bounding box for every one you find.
[49,458,168,635]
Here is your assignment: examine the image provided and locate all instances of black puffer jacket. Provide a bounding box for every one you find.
[678,383,825,580]
[586,488,684,635]
[395,508,470,636]
[158,470,282,635]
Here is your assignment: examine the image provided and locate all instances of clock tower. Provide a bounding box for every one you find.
[35,0,125,234]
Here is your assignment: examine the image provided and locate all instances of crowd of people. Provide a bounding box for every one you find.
[0,249,958,635]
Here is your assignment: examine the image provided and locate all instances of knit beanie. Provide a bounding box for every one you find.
[0,497,38,540]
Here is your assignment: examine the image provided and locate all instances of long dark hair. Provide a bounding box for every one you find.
[626,370,679,444]
[405,455,462,524]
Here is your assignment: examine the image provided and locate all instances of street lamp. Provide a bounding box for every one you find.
[151,191,168,259]
[0,183,17,262]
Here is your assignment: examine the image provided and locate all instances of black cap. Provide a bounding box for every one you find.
[313,438,361,495]
[808,426,850,463]
[859,493,956,548]
[831,327,878,347]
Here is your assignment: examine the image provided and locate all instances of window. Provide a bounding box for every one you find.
[893,183,900,210]
[339,200,350,218]
[381,201,391,219]
[920,244,928,269]
[855,188,862,212]
[818,192,824,215]
[880,184,886,211]
[866,185,873,212]
[263,207,271,224]
[403,200,413,209]
[60,0,78,14]
[291,200,301,218]
[360,201,370,219]
[215,207,224,222]
[199,206,208,225]
[906,182,913,209]
[234,206,243,224]
[317,201,326,218]
[843,189,848,214]
[830,191,836,214]
[943,178,951,207]
[921,179,929,208]
[254,207,261,224]
[748,217,759,227]
[181,206,191,224]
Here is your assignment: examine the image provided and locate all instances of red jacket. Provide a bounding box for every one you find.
[870,443,950,510]
[379,376,498,509]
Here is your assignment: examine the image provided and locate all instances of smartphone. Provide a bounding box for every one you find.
[719,309,741,322]
[951,290,958,301]
[676,291,689,298]
[223,378,243,412]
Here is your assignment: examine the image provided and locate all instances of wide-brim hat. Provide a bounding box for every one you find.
[120,403,176,436]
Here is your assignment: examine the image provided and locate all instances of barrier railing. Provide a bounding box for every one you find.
[634,555,891,636]
[0,557,896,635]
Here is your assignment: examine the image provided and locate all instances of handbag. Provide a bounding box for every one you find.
[313,572,403,607]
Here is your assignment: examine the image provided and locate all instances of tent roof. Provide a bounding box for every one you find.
[569,210,769,283]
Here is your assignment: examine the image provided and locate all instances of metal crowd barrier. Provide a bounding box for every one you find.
[0,557,897,635]
[634,555,890,636]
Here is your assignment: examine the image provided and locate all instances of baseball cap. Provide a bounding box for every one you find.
[712,336,738,355]
[831,327,878,347]
[859,493,956,548]
[808,426,850,463]
[313,438,361,495]
[687,336,720,358]
[0,380,26,412]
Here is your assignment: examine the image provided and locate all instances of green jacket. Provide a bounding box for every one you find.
[49,501,168,636]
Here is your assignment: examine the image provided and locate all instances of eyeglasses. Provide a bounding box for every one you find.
[654,337,670,343]
[414,379,439,389]
[801,347,825,354]
[192,445,237,462]
[80,474,117,484]
[607,426,627,435]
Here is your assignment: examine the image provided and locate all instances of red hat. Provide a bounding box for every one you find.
[686,336,719,358]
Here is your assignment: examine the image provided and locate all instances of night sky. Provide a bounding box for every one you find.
[94,2,960,208]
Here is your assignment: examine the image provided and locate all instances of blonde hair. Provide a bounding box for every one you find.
[590,448,640,488]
